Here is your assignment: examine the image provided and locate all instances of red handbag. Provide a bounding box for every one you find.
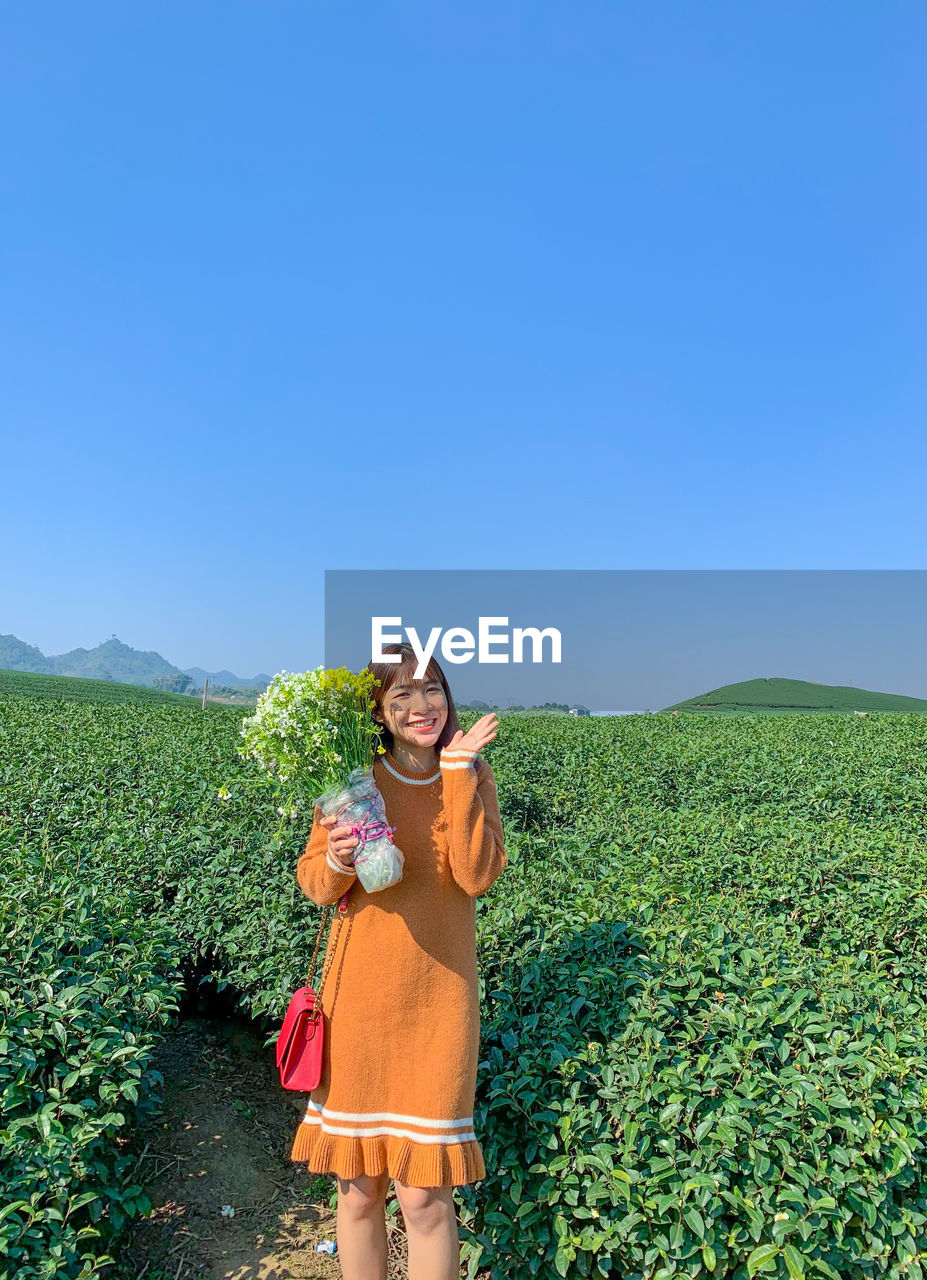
[276,889,352,1090]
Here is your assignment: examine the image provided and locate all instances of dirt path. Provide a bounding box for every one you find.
[111,1013,412,1279]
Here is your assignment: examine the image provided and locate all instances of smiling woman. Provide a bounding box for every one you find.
[290,641,507,1279]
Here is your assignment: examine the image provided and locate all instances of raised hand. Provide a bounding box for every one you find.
[446,713,498,755]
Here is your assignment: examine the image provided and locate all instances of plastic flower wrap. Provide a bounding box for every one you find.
[237,666,404,893]
[315,768,405,893]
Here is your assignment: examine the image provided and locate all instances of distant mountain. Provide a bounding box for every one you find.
[0,632,266,693]
[0,634,53,673]
[0,627,274,691]
[48,637,181,685]
[184,667,271,690]
[661,677,927,715]
[0,633,182,685]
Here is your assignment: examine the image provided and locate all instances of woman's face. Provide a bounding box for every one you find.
[377,676,448,749]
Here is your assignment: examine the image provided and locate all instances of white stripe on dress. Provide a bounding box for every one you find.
[300,1116,477,1142]
[304,1100,473,1127]
[440,760,477,769]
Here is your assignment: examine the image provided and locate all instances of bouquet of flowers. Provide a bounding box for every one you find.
[238,666,404,893]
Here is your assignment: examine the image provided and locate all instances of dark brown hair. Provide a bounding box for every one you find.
[364,642,479,767]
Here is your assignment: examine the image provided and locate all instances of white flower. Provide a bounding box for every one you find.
[220,1204,235,1218]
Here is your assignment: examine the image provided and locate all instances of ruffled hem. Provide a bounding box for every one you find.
[289,1120,486,1187]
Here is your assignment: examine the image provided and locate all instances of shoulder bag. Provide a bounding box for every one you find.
[276,886,353,1090]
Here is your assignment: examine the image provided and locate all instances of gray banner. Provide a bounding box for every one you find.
[324,570,927,712]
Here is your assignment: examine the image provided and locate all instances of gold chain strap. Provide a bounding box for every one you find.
[305,908,330,988]
[306,898,354,1017]
[304,818,356,1016]
[320,909,353,1016]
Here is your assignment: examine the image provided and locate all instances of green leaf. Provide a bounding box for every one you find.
[67,1192,101,1213]
[0,1201,31,1224]
[783,1244,806,1279]
[684,1207,706,1239]
[747,1244,780,1276]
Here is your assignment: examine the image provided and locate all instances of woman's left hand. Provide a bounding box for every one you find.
[447,713,498,754]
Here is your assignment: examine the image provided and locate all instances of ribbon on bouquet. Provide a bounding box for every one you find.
[349,817,397,852]
[336,794,397,857]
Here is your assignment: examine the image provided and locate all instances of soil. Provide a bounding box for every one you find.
[109,1012,413,1280]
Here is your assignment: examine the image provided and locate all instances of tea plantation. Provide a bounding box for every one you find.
[3,684,927,1279]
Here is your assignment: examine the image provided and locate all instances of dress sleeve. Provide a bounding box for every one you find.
[296,803,358,907]
[439,748,508,897]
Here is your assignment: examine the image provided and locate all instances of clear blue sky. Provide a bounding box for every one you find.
[3,2,924,678]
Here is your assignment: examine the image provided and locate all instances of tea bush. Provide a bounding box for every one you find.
[3,691,927,1278]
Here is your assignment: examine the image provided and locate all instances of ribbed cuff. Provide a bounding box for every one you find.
[325,848,356,875]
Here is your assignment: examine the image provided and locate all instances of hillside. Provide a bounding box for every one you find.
[661,676,927,715]
[0,634,50,672]
[0,669,201,706]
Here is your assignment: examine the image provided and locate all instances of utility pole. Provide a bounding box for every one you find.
[202,677,209,710]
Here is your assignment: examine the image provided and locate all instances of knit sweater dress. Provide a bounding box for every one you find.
[289,744,507,1187]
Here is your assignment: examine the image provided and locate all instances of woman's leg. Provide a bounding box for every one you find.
[393,1178,460,1280]
[335,1171,390,1280]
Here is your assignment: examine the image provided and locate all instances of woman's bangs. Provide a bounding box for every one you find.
[372,654,438,697]
[391,656,443,692]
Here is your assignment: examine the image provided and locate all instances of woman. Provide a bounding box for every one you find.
[290,641,507,1280]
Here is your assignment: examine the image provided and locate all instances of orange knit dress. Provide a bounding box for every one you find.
[289,743,507,1187]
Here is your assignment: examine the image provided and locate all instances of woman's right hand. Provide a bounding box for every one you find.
[321,813,358,868]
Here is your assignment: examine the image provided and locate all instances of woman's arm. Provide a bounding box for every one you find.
[296,804,358,906]
[440,749,508,897]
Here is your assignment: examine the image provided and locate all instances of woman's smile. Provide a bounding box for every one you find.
[408,717,437,733]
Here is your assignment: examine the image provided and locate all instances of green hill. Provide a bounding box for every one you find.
[0,669,200,706]
[661,676,927,715]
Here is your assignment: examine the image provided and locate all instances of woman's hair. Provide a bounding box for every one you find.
[363,641,481,768]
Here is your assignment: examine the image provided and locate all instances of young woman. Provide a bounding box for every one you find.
[290,641,507,1280]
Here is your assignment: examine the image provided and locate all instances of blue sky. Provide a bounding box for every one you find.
[2,2,925,680]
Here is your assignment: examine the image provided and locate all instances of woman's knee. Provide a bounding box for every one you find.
[393,1180,456,1231]
[336,1170,390,1216]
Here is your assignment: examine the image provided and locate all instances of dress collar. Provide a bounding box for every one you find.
[378,750,442,785]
